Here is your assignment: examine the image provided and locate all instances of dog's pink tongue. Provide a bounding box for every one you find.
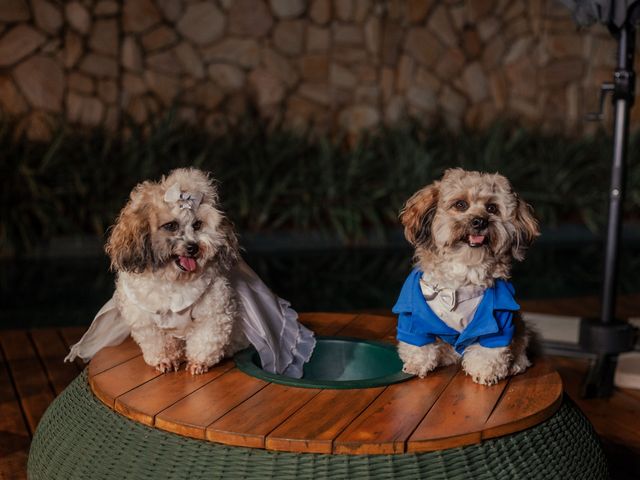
[179,256,197,272]
[469,234,485,244]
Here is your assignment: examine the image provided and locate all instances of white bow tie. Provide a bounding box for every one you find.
[420,279,485,312]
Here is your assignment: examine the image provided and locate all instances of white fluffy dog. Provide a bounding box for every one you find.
[393,168,539,385]
[104,168,248,375]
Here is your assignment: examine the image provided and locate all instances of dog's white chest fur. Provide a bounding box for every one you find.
[147,308,193,337]
[419,276,485,332]
[118,270,213,337]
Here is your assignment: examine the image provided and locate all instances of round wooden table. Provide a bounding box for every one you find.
[87,312,563,455]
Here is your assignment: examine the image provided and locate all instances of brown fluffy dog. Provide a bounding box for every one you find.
[105,168,247,374]
[395,168,539,385]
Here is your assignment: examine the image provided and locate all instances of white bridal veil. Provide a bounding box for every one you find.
[65,259,315,379]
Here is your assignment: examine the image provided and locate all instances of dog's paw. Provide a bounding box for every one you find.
[509,355,531,376]
[402,361,436,378]
[187,362,209,375]
[155,360,176,373]
[468,372,501,386]
[463,362,508,386]
[461,345,511,386]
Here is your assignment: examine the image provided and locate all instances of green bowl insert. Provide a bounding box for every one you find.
[234,336,413,389]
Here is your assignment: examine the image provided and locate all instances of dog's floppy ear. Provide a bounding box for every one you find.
[215,218,240,271]
[400,182,440,247]
[511,195,539,261]
[105,184,155,273]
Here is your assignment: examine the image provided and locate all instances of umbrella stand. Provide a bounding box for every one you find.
[579,18,638,398]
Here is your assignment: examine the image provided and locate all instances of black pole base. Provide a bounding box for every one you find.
[581,354,619,398]
[579,317,636,353]
[578,317,637,398]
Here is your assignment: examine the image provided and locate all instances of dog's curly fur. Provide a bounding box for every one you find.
[105,168,247,375]
[398,168,539,385]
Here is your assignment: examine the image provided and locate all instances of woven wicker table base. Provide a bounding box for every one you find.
[28,371,608,480]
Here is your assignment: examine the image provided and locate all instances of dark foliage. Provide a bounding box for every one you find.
[1,114,638,254]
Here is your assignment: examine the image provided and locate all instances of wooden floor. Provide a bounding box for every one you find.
[0,326,86,480]
[520,293,640,319]
[1,299,639,478]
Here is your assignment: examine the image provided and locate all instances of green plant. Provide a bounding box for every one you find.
[0,113,637,256]
[0,121,64,252]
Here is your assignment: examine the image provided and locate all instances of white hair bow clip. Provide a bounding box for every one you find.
[163,183,204,210]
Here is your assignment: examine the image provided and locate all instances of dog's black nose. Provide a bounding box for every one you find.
[471,217,488,230]
[186,243,199,256]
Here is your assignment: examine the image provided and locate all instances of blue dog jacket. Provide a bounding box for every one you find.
[393,268,519,354]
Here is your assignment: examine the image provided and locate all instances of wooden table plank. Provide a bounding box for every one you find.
[334,365,458,454]
[89,355,161,407]
[88,337,141,377]
[407,369,509,452]
[0,330,56,433]
[115,360,235,426]
[483,359,563,440]
[266,386,385,454]
[85,313,568,455]
[155,369,267,439]
[380,324,398,344]
[207,383,321,448]
[30,329,81,395]
[299,312,359,336]
[336,314,396,340]
[0,351,30,480]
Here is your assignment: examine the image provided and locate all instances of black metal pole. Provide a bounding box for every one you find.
[580,21,637,398]
[600,24,634,325]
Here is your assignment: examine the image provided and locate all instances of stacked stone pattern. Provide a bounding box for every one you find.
[0,0,631,140]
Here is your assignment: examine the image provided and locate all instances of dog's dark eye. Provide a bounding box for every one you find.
[161,221,178,232]
[453,200,468,211]
[486,204,498,214]
[192,220,203,231]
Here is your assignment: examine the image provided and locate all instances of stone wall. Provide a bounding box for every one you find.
[0,0,632,140]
